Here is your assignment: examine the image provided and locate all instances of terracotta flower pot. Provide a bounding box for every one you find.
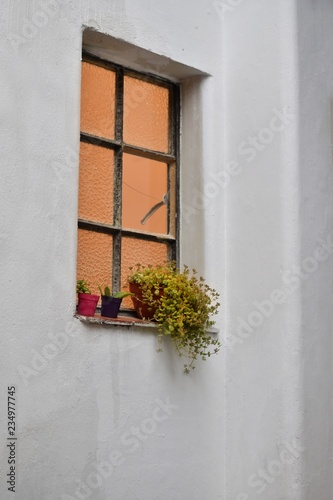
[129,282,163,320]
[77,293,99,316]
[101,296,122,318]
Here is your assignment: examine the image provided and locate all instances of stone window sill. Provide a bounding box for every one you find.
[75,313,219,333]
[75,313,158,328]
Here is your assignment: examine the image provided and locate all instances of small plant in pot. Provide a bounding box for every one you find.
[127,262,221,373]
[98,285,133,319]
[76,279,99,317]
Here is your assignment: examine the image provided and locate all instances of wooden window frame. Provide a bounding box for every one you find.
[78,51,180,297]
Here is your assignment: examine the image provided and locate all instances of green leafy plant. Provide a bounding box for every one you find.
[98,284,111,297]
[127,262,221,373]
[113,291,134,299]
[98,285,133,299]
[76,279,91,294]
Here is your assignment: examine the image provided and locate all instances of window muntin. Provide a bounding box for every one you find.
[77,54,180,308]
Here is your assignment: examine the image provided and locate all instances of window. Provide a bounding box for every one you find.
[77,53,180,310]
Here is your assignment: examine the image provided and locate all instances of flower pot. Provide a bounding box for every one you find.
[77,293,99,316]
[129,282,163,320]
[101,296,122,318]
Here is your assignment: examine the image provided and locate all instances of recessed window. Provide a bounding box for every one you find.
[77,53,180,309]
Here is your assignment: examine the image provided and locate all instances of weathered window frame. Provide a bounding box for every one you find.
[78,51,180,298]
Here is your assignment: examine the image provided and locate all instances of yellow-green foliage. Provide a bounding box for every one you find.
[128,262,221,373]
[76,279,91,294]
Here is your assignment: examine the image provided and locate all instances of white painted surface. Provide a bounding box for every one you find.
[297,0,333,497]
[224,0,333,498]
[0,0,332,498]
[0,1,225,499]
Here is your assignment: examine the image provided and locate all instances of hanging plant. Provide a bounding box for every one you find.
[127,262,221,373]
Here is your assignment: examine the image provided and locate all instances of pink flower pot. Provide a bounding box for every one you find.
[77,293,99,317]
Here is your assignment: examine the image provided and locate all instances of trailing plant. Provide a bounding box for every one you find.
[76,279,91,294]
[127,262,221,373]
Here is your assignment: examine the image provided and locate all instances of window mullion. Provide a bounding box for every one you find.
[112,68,124,293]
[115,68,124,142]
[112,232,122,294]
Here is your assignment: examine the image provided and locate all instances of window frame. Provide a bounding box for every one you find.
[78,51,181,297]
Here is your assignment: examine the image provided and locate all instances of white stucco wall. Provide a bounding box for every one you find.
[0,1,225,499]
[223,2,303,498]
[223,0,333,498]
[297,0,333,497]
[1,0,333,499]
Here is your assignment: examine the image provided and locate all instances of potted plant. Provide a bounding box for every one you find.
[98,285,133,318]
[127,262,221,373]
[76,279,99,317]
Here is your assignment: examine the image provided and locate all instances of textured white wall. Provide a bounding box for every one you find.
[224,0,333,498]
[297,0,333,497]
[1,0,333,499]
[0,1,225,499]
[223,1,303,497]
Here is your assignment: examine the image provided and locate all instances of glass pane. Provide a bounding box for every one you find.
[121,238,169,309]
[80,62,115,139]
[78,142,114,225]
[122,154,168,235]
[77,229,113,299]
[124,76,169,153]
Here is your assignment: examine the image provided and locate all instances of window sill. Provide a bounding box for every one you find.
[75,313,158,328]
[74,313,219,333]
